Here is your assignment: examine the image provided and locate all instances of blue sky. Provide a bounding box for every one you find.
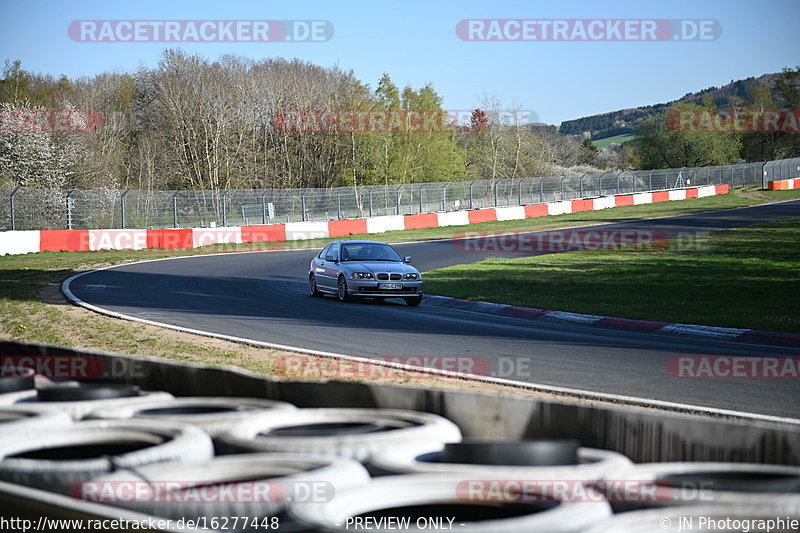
[1,0,798,125]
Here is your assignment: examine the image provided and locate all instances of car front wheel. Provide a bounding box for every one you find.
[337,276,351,302]
[309,274,322,297]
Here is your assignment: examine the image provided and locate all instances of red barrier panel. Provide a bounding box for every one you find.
[794,179,800,189]
[40,230,90,252]
[467,209,497,224]
[571,199,593,212]
[403,213,438,230]
[146,229,193,249]
[715,184,730,195]
[685,188,699,198]
[652,191,670,203]
[615,195,634,207]
[524,204,549,218]
[328,219,368,238]
[241,224,286,243]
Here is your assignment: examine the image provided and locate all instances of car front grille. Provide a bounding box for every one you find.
[376,273,403,280]
[358,287,417,294]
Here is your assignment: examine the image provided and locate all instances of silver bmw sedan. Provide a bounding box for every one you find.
[309,240,423,306]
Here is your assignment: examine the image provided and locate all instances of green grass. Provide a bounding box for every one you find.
[593,133,636,150]
[424,217,800,333]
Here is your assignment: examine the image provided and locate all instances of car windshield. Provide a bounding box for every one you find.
[340,243,403,262]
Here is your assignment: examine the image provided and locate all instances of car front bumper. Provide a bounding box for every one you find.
[347,279,423,297]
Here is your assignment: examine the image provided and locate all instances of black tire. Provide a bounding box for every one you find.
[0,419,213,493]
[336,276,350,302]
[37,382,141,402]
[309,273,322,297]
[0,407,73,435]
[0,367,35,394]
[404,295,423,306]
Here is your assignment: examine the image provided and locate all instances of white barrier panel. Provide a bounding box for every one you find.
[547,201,572,216]
[668,189,687,201]
[285,221,330,241]
[89,230,148,251]
[366,215,405,234]
[632,192,653,205]
[192,227,243,248]
[495,206,526,221]
[436,211,470,227]
[593,196,616,210]
[697,185,716,198]
[0,230,40,255]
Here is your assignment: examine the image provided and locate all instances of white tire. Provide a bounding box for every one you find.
[371,443,632,481]
[81,453,370,521]
[219,408,462,462]
[0,419,213,493]
[9,390,174,420]
[86,396,296,436]
[602,462,800,510]
[290,474,612,533]
[0,407,73,435]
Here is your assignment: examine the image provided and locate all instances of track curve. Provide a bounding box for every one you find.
[65,200,800,418]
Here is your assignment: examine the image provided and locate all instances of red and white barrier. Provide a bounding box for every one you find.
[0,185,732,255]
[767,178,800,190]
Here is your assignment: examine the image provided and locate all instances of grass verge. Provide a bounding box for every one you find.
[424,217,800,333]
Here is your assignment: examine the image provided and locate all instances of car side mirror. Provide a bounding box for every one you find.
[325,255,336,262]
[404,256,412,263]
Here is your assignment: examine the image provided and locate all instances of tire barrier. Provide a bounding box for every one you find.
[86,396,297,437]
[601,462,800,512]
[79,453,370,523]
[289,473,612,533]
[218,408,463,462]
[370,440,632,481]
[586,505,800,532]
[0,406,73,435]
[0,419,213,493]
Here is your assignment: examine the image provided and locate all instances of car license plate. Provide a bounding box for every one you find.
[378,283,403,290]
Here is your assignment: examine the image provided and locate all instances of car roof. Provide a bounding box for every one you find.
[334,240,388,245]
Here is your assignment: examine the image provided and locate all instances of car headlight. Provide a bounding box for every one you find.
[403,273,419,280]
[350,272,374,279]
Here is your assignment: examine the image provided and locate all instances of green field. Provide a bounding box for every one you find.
[424,217,800,333]
[593,133,636,150]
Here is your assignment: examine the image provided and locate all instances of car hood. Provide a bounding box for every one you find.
[342,261,418,274]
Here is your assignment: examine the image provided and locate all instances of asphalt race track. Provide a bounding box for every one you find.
[65,200,800,419]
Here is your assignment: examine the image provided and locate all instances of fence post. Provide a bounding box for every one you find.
[493,180,498,206]
[540,178,545,203]
[221,190,229,227]
[395,184,403,215]
[469,180,475,209]
[648,171,653,191]
[368,188,373,217]
[9,186,20,231]
[579,174,586,198]
[518,179,523,205]
[171,191,179,228]
[120,189,131,229]
[261,192,268,224]
[66,189,76,230]
[300,191,307,222]
[441,183,448,211]
[615,172,622,195]
[337,192,343,220]
[560,176,567,201]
